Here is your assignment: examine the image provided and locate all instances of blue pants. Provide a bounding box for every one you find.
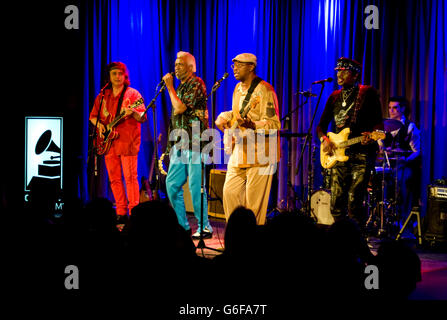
[166,148,212,233]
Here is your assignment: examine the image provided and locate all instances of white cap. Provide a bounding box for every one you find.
[232,53,257,66]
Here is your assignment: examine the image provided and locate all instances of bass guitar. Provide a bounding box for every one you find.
[320,127,385,169]
[94,98,144,155]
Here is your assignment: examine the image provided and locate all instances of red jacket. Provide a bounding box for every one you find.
[90,87,146,156]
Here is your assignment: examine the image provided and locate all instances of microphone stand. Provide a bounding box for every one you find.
[141,82,169,198]
[277,95,309,212]
[88,84,108,200]
[295,83,326,217]
[195,81,225,254]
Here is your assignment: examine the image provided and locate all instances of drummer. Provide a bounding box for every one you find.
[381,96,421,224]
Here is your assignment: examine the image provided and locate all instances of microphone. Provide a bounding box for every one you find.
[158,72,175,87]
[212,72,229,89]
[312,77,333,85]
[100,81,111,92]
[295,91,317,97]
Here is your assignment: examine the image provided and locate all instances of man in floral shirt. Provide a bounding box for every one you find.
[162,51,213,239]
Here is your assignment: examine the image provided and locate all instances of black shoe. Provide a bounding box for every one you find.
[192,227,213,239]
[116,215,128,232]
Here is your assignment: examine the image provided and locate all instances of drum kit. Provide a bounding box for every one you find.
[365,118,412,237]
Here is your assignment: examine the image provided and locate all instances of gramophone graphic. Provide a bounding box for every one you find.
[27,129,62,190]
[35,129,61,178]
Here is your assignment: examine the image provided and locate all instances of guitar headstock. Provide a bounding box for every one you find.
[130,98,144,108]
[371,130,386,141]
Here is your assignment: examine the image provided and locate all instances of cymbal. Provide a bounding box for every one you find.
[377,157,399,162]
[383,118,403,132]
[386,148,412,155]
[374,166,392,172]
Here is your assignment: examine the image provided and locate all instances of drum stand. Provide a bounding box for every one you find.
[377,151,389,237]
[366,149,392,238]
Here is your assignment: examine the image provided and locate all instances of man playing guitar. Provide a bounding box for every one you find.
[89,62,146,225]
[316,57,384,232]
[215,53,281,225]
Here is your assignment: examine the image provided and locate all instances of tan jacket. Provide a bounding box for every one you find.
[218,80,281,167]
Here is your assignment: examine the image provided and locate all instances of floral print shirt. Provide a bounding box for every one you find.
[167,75,208,152]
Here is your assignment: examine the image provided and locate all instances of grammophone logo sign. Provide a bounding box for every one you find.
[24,117,63,202]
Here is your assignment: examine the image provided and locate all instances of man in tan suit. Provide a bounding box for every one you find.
[215,53,281,225]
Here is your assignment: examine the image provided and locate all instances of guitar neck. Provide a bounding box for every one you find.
[229,106,253,130]
[107,98,143,130]
[108,111,125,129]
[339,135,364,148]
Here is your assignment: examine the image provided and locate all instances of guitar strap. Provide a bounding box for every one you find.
[114,85,129,119]
[239,76,263,115]
[349,84,368,126]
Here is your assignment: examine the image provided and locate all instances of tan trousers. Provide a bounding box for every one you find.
[223,164,276,225]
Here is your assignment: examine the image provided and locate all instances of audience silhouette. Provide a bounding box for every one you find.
[373,239,422,299]
[17,195,422,305]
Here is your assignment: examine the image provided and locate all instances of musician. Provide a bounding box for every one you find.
[163,51,213,239]
[316,57,383,230]
[386,96,421,221]
[89,62,147,224]
[215,53,281,225]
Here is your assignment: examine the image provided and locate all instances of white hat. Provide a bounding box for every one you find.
[232,53,257,66]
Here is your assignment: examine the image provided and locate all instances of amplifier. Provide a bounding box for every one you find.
[424,185,447,244]
[183,177,194,213]
[208,169,226,219]
[428,185,447,199]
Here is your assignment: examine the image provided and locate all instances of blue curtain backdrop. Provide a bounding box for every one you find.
[82,0,446,217]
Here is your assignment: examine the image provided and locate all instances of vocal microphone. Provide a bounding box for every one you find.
[295,91,317,97]
[312,77,333,85]
[212,72,229,88]
[158,72,175,87]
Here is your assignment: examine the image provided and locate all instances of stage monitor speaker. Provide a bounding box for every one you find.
[424,185,447,244]
[183,177,194,213]
[208,169,226,219]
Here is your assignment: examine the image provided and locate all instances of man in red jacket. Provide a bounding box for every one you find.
[90,62,146,224]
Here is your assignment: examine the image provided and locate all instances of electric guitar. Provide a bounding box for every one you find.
[140,133,163,202]
[224,95,261,155]
[139,176,152,203]
[320,127,385,169]
[94,98,144,155]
